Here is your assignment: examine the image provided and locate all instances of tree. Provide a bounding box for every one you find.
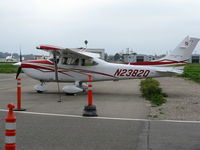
[114,53,121,61]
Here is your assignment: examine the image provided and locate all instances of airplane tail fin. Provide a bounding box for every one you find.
[157,36,200,69]
[127,36,199,71]
[160,36,200,61]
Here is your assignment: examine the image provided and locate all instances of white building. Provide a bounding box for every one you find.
[123,53,200,63]
[123,53,155,63]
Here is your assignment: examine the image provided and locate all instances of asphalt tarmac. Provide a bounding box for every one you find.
[0,74,200,150]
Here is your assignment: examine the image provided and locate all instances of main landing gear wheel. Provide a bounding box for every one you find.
[65,93,77,96]
[34,81,47,93]
[37,90,43,93]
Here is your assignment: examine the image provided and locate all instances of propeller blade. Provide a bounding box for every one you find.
[19,50,22,62]
[16,67,21,79]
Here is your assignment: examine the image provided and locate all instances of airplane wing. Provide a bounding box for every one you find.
[36,45,100,59]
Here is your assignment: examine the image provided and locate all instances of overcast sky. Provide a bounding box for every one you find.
[1,0,200,55]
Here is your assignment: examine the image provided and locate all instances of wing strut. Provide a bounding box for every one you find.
[53,52,62,102]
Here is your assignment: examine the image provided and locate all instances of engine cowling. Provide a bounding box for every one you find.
[62,85,83,94]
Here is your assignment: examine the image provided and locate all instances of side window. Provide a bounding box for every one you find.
[62,57,68,64]
[62,57,79,65]
[81,59,98,66]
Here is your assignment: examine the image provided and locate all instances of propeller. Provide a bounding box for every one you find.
[16,66,22,79]
[53,51,62,102]
[16,50,22,79]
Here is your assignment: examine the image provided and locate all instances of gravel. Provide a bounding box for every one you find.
[149,77,200,121]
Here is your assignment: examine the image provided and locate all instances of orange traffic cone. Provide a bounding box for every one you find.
[5,104,16,150]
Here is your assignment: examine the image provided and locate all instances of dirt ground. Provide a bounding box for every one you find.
[149,77,200,121]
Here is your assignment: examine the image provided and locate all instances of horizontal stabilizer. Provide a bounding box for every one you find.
[152,67,183,75]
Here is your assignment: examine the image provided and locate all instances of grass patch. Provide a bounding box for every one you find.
[140,78,167,106]
[0,63,18,73]
[159,111,164,115]
[179,63,200,83]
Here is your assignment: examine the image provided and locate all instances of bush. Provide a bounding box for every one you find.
[179,63,200,83]
[150,94,166,106]
[140,78,167,106]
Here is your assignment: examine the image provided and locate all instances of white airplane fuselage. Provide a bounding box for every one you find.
[21,58,176,83]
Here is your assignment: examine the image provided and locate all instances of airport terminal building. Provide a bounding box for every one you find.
[123,53,200,63]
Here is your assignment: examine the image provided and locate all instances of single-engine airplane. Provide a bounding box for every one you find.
[15,36,199,94]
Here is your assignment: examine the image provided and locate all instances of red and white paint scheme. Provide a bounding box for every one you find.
[14,36,200,94]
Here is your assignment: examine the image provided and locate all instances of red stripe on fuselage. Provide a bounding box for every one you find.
[125,59,187,65]
[23,60,53,65]
[21,63,54,71]
[21,62,115,78]
[74,69,115,78]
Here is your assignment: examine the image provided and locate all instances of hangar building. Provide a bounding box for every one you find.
[188,54,200,63]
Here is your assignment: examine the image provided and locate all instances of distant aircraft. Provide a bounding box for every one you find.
[6,54,16,62]
[14,36,199,94]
